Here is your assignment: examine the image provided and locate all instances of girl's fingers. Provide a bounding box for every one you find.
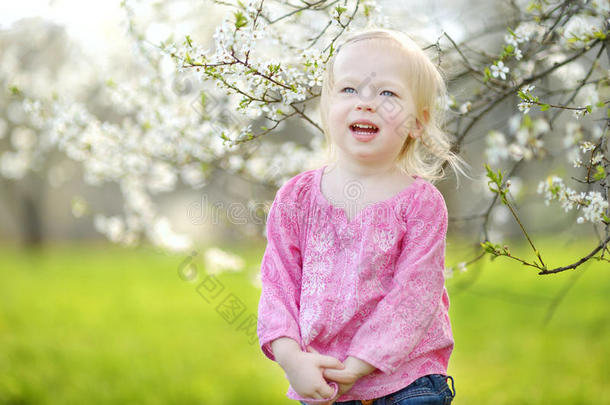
[317,356,345,369]
[306,345,322,357]
[323,368,353,383]
[321,383,336,398]
[307,346,345,370]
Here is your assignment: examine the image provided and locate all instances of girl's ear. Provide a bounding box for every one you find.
[410,109,429,138]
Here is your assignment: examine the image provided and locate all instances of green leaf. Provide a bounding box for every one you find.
[593,30,607,40]
[593,165,606,181]
[540,103,550,111]
[234,11,248,29]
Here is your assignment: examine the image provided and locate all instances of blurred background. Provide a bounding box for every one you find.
[1,0,608,404]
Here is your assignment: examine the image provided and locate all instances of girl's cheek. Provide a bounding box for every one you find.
[390,117,412,139]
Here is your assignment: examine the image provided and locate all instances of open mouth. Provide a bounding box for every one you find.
[350,123,379,135]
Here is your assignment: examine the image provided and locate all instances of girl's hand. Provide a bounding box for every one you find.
[281,346,345,404]
[305,346,363,403]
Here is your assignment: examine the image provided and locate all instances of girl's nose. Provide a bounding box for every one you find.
[356,103,376,112]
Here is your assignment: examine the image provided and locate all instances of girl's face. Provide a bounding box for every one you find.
[327,39,422,167]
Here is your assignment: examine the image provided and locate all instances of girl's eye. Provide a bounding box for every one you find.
[341,87,357,94]
[381,90,396,97]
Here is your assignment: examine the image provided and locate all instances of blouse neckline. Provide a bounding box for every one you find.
[314,164,422,225]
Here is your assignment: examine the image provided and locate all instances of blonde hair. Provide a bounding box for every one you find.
[318,28,471,184]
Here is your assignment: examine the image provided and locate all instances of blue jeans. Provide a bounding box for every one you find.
[299,374,455,405]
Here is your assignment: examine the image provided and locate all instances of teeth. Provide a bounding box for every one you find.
[352,124,377,129]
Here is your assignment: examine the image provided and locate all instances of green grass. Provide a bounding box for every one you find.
[0,238,608,404]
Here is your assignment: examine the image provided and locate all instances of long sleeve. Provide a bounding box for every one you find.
[346,186,449,375]
[257,184,304,362]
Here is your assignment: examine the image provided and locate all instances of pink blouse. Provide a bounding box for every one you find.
[256,164,454,403]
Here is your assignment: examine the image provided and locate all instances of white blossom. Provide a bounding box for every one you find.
[149,216,192,251]
[561,14,606,48]
[2,0,606,258]
[514,48,523,60]
[581,192,608,223]
[508,143,525,160]
[204,246,245,275]
[459,101,472,114]
[573,109,586,120]
[0,151,29,179]
[10,127,37,150]
[591,125,603,140]
[94,214,125,243]
[532,118,549,136]
[457,262,468,273]
[490,61,510,80]
[180,163,207,188]
[520,84,535,94]
[485,131,509,164]
[148,162,177,194]
[571,155,583,168]
[579,141,596,153]
[538,176,608,223]
[564,122,583,148]
[508,114,522,133]
[551,58,586,87]
[518,101,533,114]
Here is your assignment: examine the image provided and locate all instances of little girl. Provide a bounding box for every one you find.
[257,28,468,405]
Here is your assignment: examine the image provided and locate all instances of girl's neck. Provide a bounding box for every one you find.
[328,160,403,181]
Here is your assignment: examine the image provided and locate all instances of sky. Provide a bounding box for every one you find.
[0,0,472,49]
[0,0,127,59]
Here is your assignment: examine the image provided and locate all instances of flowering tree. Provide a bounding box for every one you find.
[0,19,97,245]
[4,0,609,276]
[169,0,610,276]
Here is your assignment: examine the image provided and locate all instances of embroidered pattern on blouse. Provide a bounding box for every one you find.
[256,167,453,402]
